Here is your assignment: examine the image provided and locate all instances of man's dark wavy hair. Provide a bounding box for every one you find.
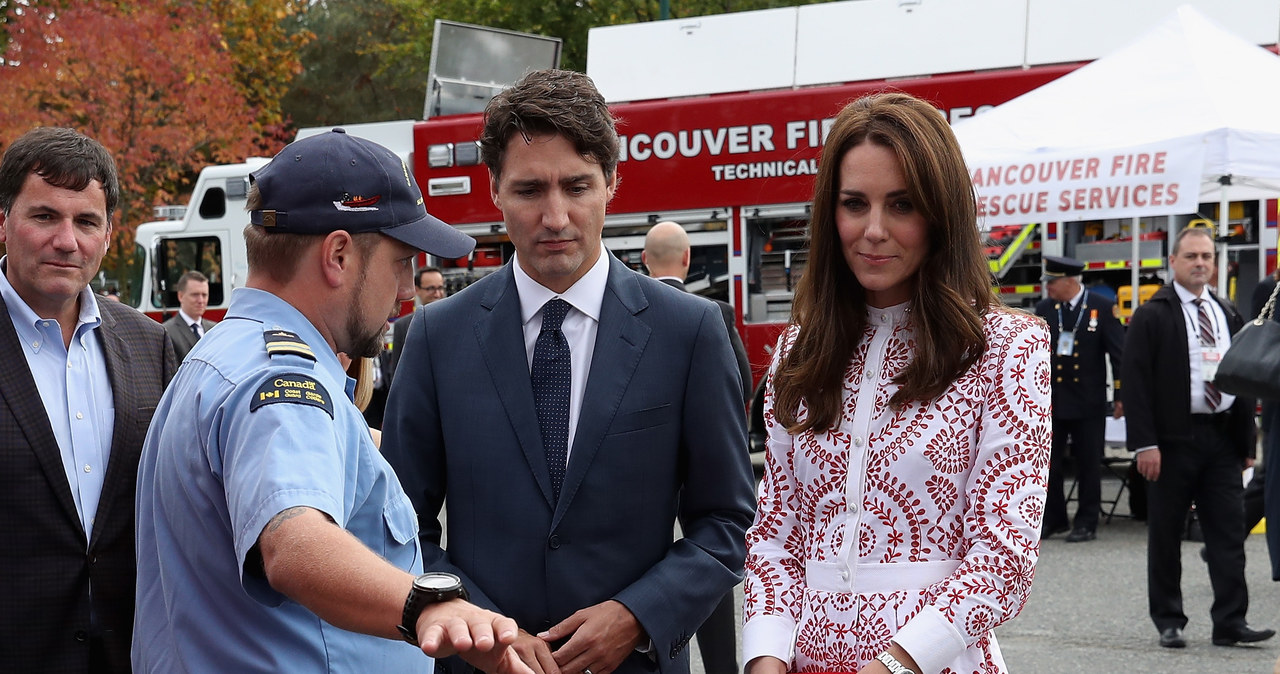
[479,69,619,183]
[0,127,119,217]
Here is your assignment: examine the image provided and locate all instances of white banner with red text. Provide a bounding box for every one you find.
[967,137,1205,228]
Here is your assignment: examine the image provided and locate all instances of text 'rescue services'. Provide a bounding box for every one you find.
[967,139,1204,226]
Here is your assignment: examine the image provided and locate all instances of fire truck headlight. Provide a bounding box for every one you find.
[454,141,481,167]
[427,143,454,168]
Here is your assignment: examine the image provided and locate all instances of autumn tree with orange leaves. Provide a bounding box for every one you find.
[0,0,302,293]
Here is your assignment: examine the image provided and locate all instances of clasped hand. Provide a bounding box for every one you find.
[507,600,645,674]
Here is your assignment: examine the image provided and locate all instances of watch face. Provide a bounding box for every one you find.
[415,572,461,592]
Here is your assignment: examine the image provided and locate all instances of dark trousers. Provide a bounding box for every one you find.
[693,592,738,674]
[1147,417,1249,633]
[1044,414,1105,533]
[1262,401,1280,580]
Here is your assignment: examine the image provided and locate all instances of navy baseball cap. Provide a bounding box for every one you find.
[249,129,475,259]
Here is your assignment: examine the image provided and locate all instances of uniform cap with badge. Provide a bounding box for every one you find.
[249,128,476,260]
[1042,255,1085,281]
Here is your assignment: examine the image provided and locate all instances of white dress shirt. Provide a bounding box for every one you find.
[1173,281,1235,414]
[178,309,203,337]
[513,246,610,460]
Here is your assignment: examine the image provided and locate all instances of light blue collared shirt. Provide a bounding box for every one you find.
[0,256,114,541]
[134,287,428,673]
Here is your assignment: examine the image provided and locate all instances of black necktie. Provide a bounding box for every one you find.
[1194,299,1222,411]
[531,299,571,501]
[190,322,201,340]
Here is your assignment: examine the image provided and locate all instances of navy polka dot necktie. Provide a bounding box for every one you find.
[190,323,201,340]
[531,299,571,501]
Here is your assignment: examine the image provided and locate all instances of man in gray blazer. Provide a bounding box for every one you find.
[384,69,755,674]
[161,270,215,360]
[0,127,175,672]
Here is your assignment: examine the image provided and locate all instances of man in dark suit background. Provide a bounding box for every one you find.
[1034,255,1124,543]
[384,69,755,674]
[1124,226,1272,649]
[641,220,749,674]
[161,269,214,361]
[0,127,175,672]
[643,220,751,405]
[389,266,446,380]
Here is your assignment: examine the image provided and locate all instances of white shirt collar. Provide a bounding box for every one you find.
[0,255,102,347]
[177,309,201,326]
[1173,280,1211,305]
[513,245,610,326]
[865,301,911,326]
[1066,285,1086,309]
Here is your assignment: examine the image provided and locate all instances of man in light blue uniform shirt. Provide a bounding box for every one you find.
[134,130,531,674]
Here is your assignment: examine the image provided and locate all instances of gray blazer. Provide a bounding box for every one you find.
[162,314,215,361]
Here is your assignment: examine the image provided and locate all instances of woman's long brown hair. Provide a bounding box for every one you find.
[773,92,995,434]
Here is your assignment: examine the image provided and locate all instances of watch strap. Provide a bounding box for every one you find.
[398,589,427,645]
[876,651,917,674]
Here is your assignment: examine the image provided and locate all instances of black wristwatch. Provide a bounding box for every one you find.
[397,572,468,645]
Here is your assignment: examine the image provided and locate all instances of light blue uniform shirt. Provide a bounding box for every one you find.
[0,257,113,540]
[133,288,427,673]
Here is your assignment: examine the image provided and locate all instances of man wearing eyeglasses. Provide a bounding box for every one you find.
[390,267,446,378]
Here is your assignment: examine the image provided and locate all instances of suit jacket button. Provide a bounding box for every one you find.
[548,534,561,549]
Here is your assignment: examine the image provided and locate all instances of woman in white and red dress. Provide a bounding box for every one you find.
[742,93,1052,674]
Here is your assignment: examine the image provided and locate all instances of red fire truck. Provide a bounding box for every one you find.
[412,65,1077,389]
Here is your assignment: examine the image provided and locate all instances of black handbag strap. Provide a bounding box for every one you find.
[1258,279,1280,324]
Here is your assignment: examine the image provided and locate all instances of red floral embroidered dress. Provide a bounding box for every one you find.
[743,303,1051,673]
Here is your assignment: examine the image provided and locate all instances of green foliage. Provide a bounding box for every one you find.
[282,0,427,127]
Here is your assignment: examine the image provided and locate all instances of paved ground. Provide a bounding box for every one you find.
[690,470,1280,674]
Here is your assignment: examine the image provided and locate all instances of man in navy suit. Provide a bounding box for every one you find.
[383,69,755,674]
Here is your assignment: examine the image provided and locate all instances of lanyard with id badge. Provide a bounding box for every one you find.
[1056,298,1090,357]
[1193,304,1224,382]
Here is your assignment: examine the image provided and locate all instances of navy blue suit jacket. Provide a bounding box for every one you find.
[1033,290,1124,419]
[383,256,755,674]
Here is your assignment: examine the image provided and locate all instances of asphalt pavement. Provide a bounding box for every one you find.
[692,469,1280,674]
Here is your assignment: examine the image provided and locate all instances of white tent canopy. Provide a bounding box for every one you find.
[953,5,1280,228]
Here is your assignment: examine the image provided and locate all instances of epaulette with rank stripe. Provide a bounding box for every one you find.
[264,329,316,360]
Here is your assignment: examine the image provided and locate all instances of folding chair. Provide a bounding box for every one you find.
[1064,446,1133,524]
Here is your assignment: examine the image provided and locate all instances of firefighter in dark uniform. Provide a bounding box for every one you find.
[1035,255,1125,542]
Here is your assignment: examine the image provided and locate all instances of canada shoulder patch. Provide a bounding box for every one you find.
[250,373,333,418]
